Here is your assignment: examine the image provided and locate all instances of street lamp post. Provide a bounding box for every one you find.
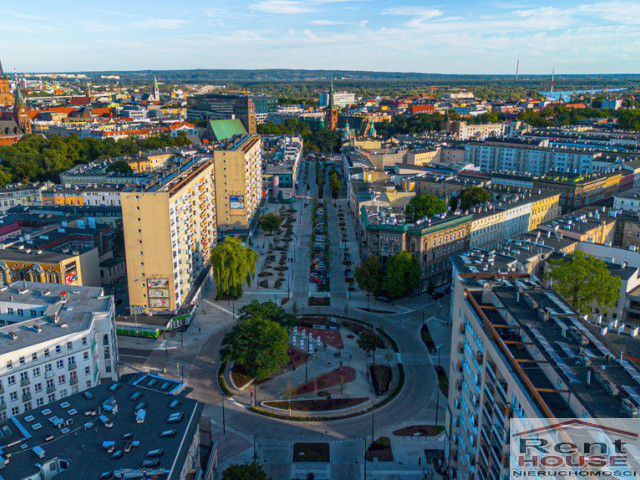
[221,394,226,434]
[435,344,442,428]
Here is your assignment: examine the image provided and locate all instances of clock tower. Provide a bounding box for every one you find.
[0,60,13,107]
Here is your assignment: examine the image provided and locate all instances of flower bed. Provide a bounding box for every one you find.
[308,297,330,306]
[369,365,392,395]
[265,397,367,412]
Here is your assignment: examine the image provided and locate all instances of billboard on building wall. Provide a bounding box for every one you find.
[149,298,170,308]
[148,278,169,288]
[230,195,245,209]
[64,261,77,285]
[147,278,170,305]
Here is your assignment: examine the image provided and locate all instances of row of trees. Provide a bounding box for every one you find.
[257,118,341,154]
[355,251,420,299]
[0,132,191,186]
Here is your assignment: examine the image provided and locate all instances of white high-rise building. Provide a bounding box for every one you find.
[0,281,117,419]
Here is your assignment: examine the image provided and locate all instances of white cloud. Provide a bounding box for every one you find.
[309,19,347,25]
[250,1,314,14]
[381,6,443,27]
[134,18,188,29]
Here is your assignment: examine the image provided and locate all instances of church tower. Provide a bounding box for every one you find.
[152,76,160,102]
[0,60,14,107]
[13,86,31,134]
[325,79,338,130]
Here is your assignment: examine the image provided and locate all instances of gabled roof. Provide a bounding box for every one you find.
[207,118,247,141]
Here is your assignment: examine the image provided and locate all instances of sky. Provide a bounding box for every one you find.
[1,0,639,74]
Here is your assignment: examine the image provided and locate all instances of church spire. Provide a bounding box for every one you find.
[15,84,25,107]
[0,60,4,78]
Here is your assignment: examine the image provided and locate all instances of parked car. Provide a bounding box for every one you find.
[375,296,391,303]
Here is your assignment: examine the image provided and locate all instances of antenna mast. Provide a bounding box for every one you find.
[516,59,519,79]
[549,68,555,102]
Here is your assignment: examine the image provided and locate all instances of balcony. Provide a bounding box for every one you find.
[46,385,56,394]
[68,362,77,371]
[20,377,30,387]
[70,377,78,386]
[22,392,32,402]
[0,400,5,410]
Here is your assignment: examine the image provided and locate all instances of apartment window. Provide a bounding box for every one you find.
[34,383,42,393]
[19,356,25,365]
[9,392,17,401]
[84,366,90,375]
[47,394,55,403]
[58,375,65,385]
[83,352,89,361]
[55,346,61,354]
[17,309,23,316]
[36,398,44,407]
[70,371,77,380]
[11,407,19,416]
[6,360,12,370]
[7,375,15,386]
[46,378,54,389]
[56,360,64,369]
[44,349,49,358]
[67,342,73,351]
[33,367,40,376]
[20,371,28,382]
[45,364,52,375]
[6,308,12,315]
[104,346,111,360]
[86,381,91,389]
[32,352,37,361]
[59,389,66,398]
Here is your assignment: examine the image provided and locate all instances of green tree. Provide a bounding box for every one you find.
[211,237,259,298]
[357,331,378,356]
[106,160,133,174]
[448,196,459,210]
[329,171,341,195]
[382,250,421,298]
[404,194,447,222]
[238,299,295,330]
[459,186,491,211]
[259,212,282,234]
[546,251,622,317]
[355,255,384,297]
[221,316,289,379]
[222,462,272,480]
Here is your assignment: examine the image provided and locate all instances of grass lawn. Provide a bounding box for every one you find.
[308,297,330,306]
[293,442,330,462]
[366,436,394,462]
[392,425,445,437]
[369,365,392,395]
[435,365,449,397]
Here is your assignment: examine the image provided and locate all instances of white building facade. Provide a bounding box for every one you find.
[0,282,118,419]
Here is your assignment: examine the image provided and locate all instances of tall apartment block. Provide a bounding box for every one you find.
[0,281,117,419]
[448,272,640,480]
[121,157,216,314]
[213,134,262,235]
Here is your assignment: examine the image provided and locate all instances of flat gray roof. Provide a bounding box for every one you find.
[0,282,109,355]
